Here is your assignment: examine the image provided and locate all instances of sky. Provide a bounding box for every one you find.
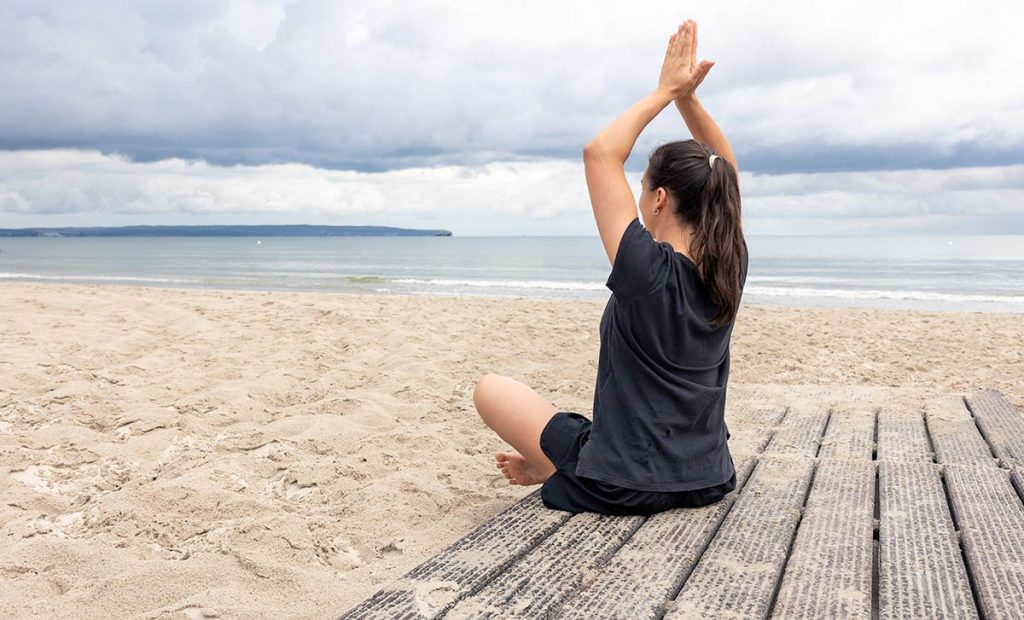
[1,0,1022,236]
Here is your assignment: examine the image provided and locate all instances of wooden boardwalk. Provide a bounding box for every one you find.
[339,386,1024,619]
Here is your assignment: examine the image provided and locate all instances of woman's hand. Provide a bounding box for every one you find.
[657,19,714,100]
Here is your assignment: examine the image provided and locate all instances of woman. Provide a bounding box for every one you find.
[473,19,747,516]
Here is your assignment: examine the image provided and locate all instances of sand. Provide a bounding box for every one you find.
[1,281,1021,619]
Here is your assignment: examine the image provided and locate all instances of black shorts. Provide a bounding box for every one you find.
[539,411,736,516]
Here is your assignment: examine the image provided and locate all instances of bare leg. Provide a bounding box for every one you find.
[473,373,558,485]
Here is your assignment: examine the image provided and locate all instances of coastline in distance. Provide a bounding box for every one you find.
[0,224,454,237]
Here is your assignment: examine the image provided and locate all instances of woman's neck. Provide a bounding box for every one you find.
[651,221,697,261]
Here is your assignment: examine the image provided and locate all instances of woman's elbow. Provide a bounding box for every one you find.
[582,140,612,163]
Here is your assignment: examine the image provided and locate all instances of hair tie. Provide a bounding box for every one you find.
[709,155,719,168]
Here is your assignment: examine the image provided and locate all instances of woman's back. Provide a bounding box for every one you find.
[574,217,749,492]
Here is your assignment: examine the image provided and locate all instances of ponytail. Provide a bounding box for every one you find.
[693,154,744,326]
[646,140,745,327]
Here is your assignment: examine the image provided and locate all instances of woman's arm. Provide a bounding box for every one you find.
[672,20,738,177]
[585,21,702,160]
[674,94,738,176]
[584,90,674,164]
[584,21,707,266]
[583,89,675,265]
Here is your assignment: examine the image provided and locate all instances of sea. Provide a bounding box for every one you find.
[1,234,1023,313]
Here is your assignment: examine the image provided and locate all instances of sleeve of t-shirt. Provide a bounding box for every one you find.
[605,217,671,299]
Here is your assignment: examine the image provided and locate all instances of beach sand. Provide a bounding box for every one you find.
[1,281,1021,618]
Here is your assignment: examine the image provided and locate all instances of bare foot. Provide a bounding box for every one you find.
[495,451,547,486]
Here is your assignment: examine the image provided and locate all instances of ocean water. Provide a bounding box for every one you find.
[1,234,1023,312]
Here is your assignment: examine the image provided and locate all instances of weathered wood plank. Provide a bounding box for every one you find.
[762,405,829,458]
[337,492,570,619]
[769,459,875,618]
[1013,466,1024,503]
[342,388,1022,620]
[663,456,816,619]
[724,402,787,428]
[551,456,758,620]
[944,463,1024,620]
[924,395,997,468]
[876,405,931,462]
[878,461,977,619]
[816,406,875,461]
[443,511,644,619]
[732,454,759,490]
[965,388,1024,469]
[726,422,775,458]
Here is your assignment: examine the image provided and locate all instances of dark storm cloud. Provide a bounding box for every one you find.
[1,1,1021,174]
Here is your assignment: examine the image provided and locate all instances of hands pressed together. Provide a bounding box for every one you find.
[658,19,714,100]
[582,17,734,174]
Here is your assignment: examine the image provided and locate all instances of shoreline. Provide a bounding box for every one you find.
[1,281,1021,617]
[2,278,1023,315]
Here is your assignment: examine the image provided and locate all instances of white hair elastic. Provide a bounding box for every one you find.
[709,155,720,168]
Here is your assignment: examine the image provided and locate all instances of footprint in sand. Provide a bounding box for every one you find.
[265,469,318,499]
[378,539,405,558]
[178,606,220,620]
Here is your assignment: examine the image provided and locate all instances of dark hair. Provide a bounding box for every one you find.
[646,139,745,327]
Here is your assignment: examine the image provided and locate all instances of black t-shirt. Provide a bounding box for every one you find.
[575,217,748,492]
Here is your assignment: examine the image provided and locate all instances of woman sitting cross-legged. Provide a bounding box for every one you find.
[473,18,748,516]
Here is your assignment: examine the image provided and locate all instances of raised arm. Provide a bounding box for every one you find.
[675,94,738,177]
[584,20,718,266]
[584,90,674,266]
[672,19,739,178]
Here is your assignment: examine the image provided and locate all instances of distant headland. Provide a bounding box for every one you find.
[0,225,453,237]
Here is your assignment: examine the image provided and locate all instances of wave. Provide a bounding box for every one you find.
[745,285,1024,305]
[343,275,389,283]
[5,271,1021,308]
[0,272,197,284]
[389,277,1024,305]
[390,277,606,291]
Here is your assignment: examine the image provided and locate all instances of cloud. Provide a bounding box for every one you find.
[0,0,1022,174]
[0,150,589,234]
[1,1,1022,233]
[2,150,1022,235]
